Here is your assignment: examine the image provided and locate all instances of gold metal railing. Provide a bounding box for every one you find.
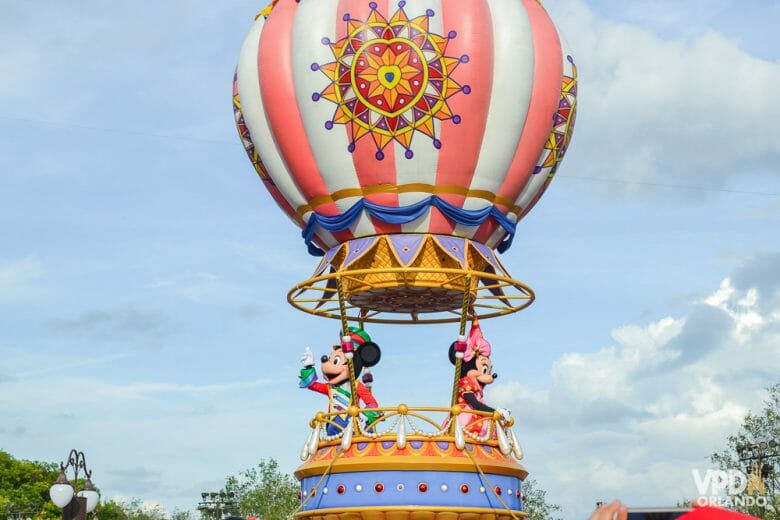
[298,404,524,461]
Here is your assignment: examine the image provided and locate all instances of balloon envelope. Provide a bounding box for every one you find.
[234,0,577,253]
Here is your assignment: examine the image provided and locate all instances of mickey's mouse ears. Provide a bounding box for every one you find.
[342,327,381,367]
[358,342,381,367]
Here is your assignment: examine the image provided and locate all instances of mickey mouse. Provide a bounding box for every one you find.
[299,327,381,435]
[449,317,510,435]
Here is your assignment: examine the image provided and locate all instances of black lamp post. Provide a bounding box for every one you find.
[49,450,100,520]
[197,491,238,520]
[737,439,779,492]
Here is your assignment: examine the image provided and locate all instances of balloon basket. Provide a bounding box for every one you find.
[295,405,527,519]
[288,234,534,324]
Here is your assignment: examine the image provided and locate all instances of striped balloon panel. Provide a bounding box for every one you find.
[235,0,574,250]
[484,33,578,248]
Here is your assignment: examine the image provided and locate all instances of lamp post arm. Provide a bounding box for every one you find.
[62,449,92,495]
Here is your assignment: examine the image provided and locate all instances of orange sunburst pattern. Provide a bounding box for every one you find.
[233,73,272,184]
[536,55,577,177]
[312,1,470,160]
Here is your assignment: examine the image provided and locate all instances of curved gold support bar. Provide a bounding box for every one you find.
[288,234,534,324]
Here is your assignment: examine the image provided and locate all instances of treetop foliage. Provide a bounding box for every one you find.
[215,459,298,520]
[711,383,780,519]
[0,450,60,519]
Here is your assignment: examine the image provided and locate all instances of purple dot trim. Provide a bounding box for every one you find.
[462,85,471,95]
[404,149,414,159]
[452,115,461,124]
[310,63,319,71]
[433,139,442,149]
[322,37,331,45]
[426,8,434,16]
[348,143,356,153]
[343,13,350,21]
[448,30,457,39]
[567,55,574,63]
[376,150,385,160]
[460,54,469,64]
[324,120,333,129]
[398,0,406,7]
[312,93,321,101]
[369,2,377,9]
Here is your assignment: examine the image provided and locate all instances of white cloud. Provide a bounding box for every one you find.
[550,316,684,402]
[545,0,780,189]
[492,253,780,516]
[702,278,765,341]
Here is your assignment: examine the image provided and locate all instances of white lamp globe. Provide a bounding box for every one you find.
[78,489,100,513]
[49,482,74,508]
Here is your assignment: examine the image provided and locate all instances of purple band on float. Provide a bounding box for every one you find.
[299,470,523,511]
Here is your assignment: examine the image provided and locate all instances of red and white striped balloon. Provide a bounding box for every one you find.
[233,0,577,251]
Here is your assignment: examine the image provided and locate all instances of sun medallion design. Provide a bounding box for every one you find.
[312,1,470,160]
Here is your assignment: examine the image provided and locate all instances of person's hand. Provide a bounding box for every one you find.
[300,347,314,367]
[497,407,511,422]
[589,501,628,520]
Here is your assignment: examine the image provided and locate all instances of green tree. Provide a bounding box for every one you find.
[0,451,60,519]
[522,477,562,520]
[95,500,129,520]
[97,499,173,520]
[169,510,192,520]
[711,383,779,519]
[217,460,297,520]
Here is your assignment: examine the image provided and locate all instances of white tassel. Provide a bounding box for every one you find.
[510,427,524,460]
[397,417,407,449]
[300,431,312,461]
[496,424,511,455]
[307,423,321,456]
[339,421,354,452]
[454,419,465,450]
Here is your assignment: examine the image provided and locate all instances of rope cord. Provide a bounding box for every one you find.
[463,446,522,519]
[287,449,343,519]
[336,277,360,426]
[450,276,472,411]
[358,308,370,392]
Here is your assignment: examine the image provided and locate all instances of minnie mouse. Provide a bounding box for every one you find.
[449,317,511,435]
[299,327,381,435]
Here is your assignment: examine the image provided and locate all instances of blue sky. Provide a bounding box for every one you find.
[1,0,779,518]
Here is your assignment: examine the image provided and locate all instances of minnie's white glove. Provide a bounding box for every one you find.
[497,408,511,422]
[300,347,314,367]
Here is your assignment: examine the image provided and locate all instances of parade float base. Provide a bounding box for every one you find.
[296,508,525,519]
[295,433,527,519]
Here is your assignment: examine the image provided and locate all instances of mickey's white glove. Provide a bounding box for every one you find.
[497,408,511,422]
[300,347,314,367]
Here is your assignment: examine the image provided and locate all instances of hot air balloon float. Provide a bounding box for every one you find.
[232,0,577,516]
